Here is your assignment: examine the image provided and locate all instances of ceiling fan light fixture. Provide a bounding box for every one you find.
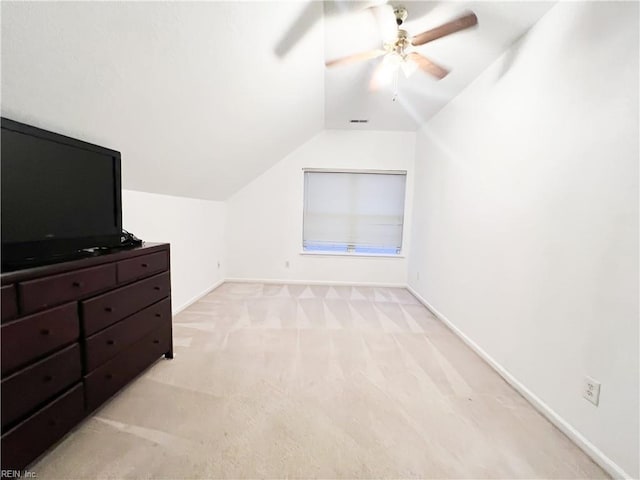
[382,51,402,68]
[373,59,397,87]
[400,55,418,77]
[381,51,417,78]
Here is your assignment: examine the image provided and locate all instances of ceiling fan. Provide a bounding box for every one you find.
[325,6,478,83]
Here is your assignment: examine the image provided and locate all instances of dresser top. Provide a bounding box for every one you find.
[1,243,170,285]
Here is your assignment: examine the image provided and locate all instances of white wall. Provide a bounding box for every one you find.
[408,2,638,478]
[122,190,226,313]
[226,130,415,285]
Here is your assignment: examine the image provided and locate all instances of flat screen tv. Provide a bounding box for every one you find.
[1,118,123,270]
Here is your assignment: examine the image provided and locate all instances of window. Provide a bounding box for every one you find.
[303,169,407,255]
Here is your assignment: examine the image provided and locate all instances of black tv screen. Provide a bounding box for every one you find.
[1,118,122,269]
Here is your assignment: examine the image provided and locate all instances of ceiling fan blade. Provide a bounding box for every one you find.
[274,2,322,58]
[369,59,389,91]
[325,49,386,68]
[366,4,397,43]
[411,12,478,46]
[407,52,449,80]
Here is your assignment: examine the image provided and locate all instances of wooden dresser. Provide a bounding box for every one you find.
[0,243,173,471]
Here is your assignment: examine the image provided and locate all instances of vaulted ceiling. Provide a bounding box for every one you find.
[1,2,324,200]
[1,1,554,200]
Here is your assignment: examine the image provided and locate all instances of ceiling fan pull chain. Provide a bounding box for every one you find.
[392,68,399,102]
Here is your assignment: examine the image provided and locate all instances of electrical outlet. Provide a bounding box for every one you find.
[583,376,601,406]
[285,260,290,269]
[416,271,420,280]
[217,261,221,269]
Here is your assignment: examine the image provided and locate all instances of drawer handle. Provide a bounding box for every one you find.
[104,307,113,313]
[107,339,116,346]
[72,281,84,288]
[105,373,113,380]
[40,328,51,335]
[153,286,161,291]
[43,375,54,383]
[155,313,162,318]
[153,339,160,344]
[141,263,149,268]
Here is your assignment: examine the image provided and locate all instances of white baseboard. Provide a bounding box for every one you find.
[172,279,225,315]
[224,277,406,288]
[405,285,631,480]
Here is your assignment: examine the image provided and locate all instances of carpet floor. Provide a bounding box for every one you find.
[33,283,607,479]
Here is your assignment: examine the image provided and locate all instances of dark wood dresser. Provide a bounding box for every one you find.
[0,243,173,471]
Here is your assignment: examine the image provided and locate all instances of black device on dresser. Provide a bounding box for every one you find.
[1,119,174,471]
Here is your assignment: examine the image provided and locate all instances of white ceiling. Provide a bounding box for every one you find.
[2,1,554,200]
[324,1,555,130]
[1,2,324,200]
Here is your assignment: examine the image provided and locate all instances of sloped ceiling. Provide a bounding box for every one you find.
[1,2,324,200]
[2,1,554,200]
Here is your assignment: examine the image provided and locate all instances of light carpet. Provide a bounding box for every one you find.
[33,283,607,479]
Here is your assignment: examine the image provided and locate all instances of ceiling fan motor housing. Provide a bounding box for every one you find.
[394,6,408,26]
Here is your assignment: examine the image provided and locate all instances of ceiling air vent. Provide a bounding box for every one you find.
[349,119,369,123]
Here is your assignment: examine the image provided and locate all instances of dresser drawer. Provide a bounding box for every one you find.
[1,285,18,322]
[84,298,171,372]
[84,324,172,412]
[81,271,170,336]
[117,251,168,284]
[1,303,79,376]
[1,383,84,471]
[1,344,81,428]
[19,264,116,314]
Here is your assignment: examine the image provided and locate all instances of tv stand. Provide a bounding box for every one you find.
[0,243,173,471]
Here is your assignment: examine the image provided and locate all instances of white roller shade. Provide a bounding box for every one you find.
[303,170,407,253]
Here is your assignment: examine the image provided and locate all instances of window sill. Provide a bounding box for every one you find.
[299,251,405,259]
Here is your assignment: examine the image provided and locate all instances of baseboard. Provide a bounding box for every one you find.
[172,279,225,315]
[224,277,406,288]
[405,285,631,480]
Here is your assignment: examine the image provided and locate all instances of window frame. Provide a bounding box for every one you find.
[300,168,408,258]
